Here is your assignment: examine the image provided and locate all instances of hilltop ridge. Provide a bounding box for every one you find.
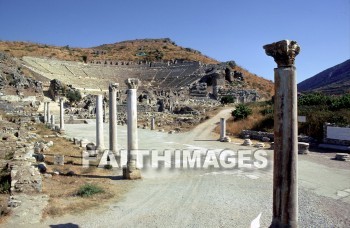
[298,59,350,95]
[0,38,218,64]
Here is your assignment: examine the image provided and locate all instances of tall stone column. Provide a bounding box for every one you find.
[109,83,119,154]
[123,78,141,180]
[46,102,50,125]
[219,118,226,141]
[151,117,155,130]
[43,102,47,123]
[96,94,105,152]
[59,98,65,134]
[263,40,300,228]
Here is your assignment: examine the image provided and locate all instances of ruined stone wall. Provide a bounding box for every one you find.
[189,82,208,98]
[217,88,259,103]
[240,130,274,141]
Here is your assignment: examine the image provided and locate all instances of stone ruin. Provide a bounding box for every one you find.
[189,82,208,98]
[22,56,261,105]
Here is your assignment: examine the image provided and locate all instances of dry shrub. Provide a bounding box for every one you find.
[215,103,269,136]
[227,112,265,136]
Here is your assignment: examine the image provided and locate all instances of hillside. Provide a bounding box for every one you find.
[94,38,219,64]
[0,38,218,64]
[298,59,350,95]
[0,38,274,97]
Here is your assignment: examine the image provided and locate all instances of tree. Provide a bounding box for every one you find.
[232,104,252,120]
[221,95,235,104]
[66,90,82,103]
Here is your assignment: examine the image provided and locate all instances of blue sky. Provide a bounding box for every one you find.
[0,0,349,83]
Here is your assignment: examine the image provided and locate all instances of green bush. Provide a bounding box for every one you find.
[66,90,82,103]
[232,104,252,120]
[104,164,113,170]
[0,168,10,194]
[221,95,235,104]
[297,93,350,140]
[0,181,10,193]
[77,184,104,197]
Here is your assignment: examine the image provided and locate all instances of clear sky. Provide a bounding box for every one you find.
[0,0,349,83]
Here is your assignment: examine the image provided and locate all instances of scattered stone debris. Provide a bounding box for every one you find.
[220,136,231,142]
[243,139,253,146]
[335,153,349,161]
[53,154,65,165]
[298,142,310,155]
[254,142,265,148]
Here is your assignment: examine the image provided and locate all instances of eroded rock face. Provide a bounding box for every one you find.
[0,52,42,93]
[49,79,65,99]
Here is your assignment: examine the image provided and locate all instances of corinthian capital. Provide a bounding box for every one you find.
[125,78,140,89]
[109,83,120,92]
[263,40,300,67]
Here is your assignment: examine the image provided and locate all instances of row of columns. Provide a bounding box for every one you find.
[95,78,141,179]
[43,100,65,134]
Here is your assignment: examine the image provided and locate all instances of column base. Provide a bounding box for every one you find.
[59,129,65,135]
[123,167,141,180]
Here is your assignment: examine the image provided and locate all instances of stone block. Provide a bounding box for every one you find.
[298,142,309,154]
[243,139,252,146]
[54,155,64,165]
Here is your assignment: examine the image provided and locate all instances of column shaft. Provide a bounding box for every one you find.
[109,86,118,153]
[124,78,141,180]
[60,99,65,132]
[151,117,155,130]
[272,67,298,227]
[96,95,104,152]
[51,114,55,126]
[127,89,138,168]
[43,102,47,123]
[46,102,50,125]
[220,118,226,140]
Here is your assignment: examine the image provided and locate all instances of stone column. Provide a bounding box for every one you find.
[59,98,65,134]
[109,83,119,154]
[219,118,226,141]
[264,40,300,228]
[43,102,47,123]
[46,102,50,125]
[123,78,141,180]
[151,117,155,130]
[96,94,105,152]
[50,114,55,129]
[103,101,107,123]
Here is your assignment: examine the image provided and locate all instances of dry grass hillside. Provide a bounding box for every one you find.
[95,38,218,63]
[236,66,274,98]
[0,38,218,64]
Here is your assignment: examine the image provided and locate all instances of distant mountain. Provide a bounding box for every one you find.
[298,59,350,95]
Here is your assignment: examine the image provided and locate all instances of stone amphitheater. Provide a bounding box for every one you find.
[22,57,205,92]
[21,56,259,103]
